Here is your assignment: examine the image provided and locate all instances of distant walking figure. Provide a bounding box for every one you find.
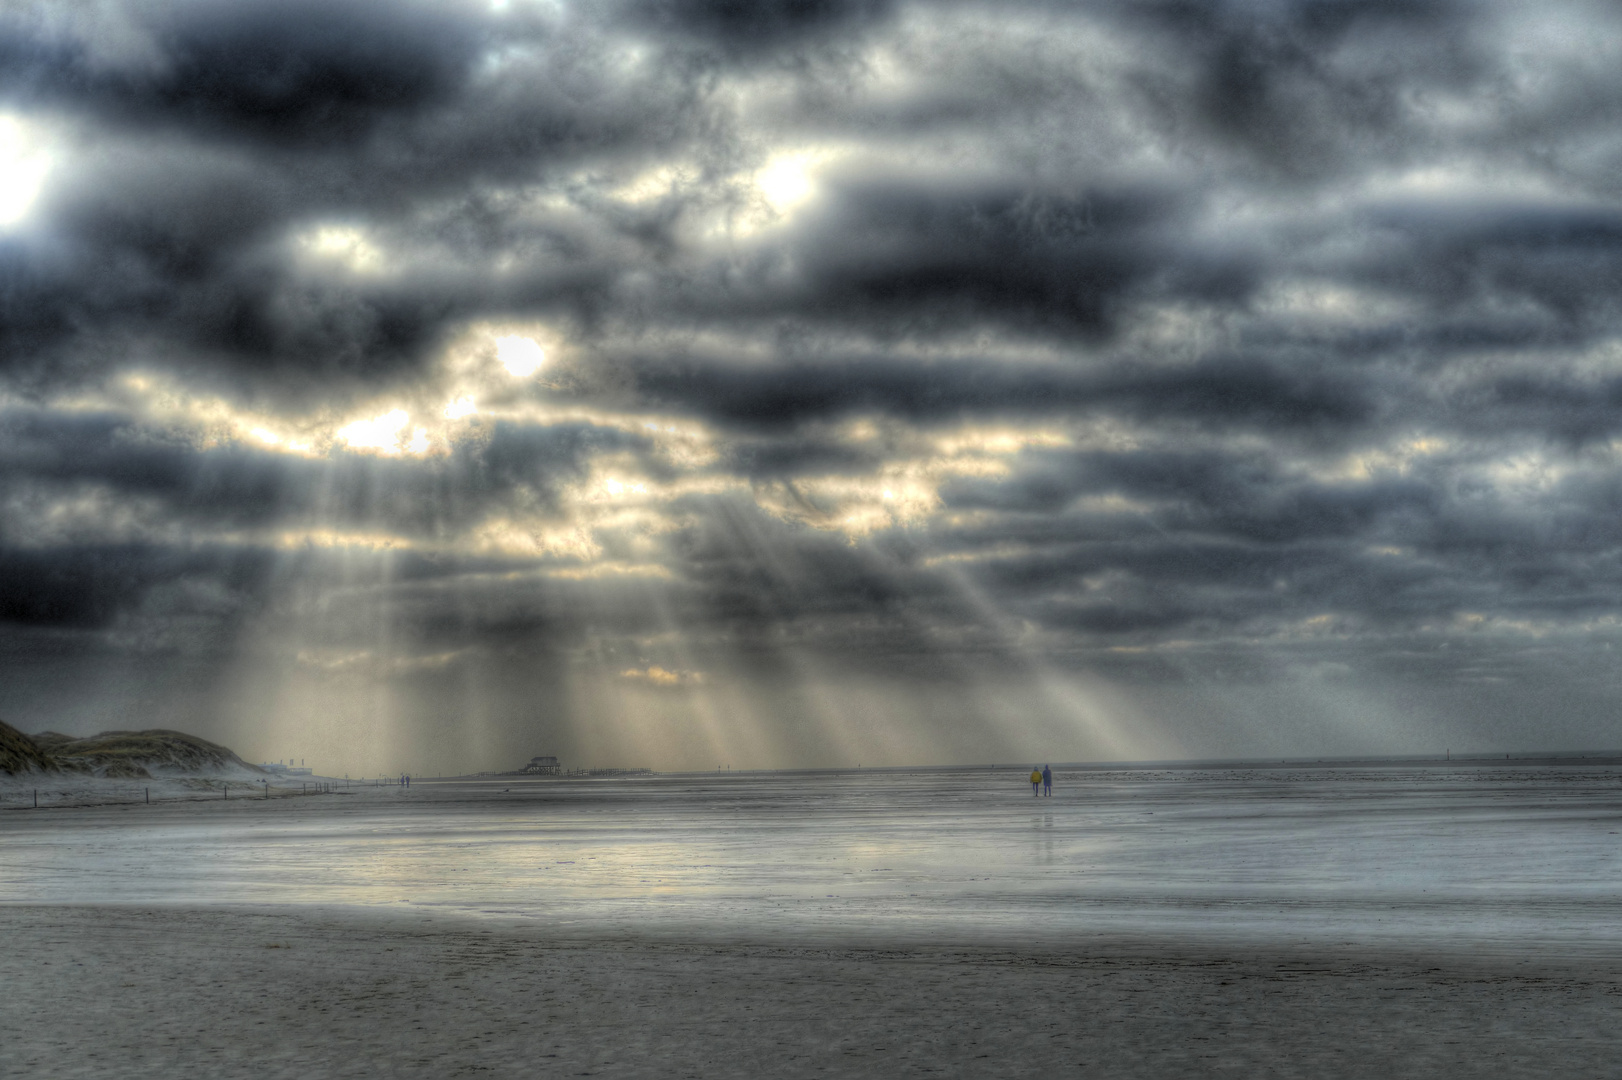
[1042,765,1052,796]
[1030,768,1041,795]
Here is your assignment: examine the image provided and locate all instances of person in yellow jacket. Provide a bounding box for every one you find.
[1030,768,1041,796]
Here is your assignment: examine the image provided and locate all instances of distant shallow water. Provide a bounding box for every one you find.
[5,768,1622,953]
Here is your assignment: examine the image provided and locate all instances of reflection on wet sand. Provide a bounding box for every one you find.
[6,767,1622,954]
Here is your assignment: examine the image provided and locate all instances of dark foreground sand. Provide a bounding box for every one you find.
[4,905,1619,1079]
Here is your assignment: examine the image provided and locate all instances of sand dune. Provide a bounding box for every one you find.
[0,719,264,781]
[0,720,52,775]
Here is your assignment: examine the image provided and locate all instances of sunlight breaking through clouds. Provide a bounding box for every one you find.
[496,336,546,378]
[753,149,831,215]
[336,409,417,455]
[6,0,1622,773]
[295,224,385,274]
[0,113,49,227]
[619,665,703,687]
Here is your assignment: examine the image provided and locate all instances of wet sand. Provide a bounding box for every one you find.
[4,904,1620,1078]
[6,767,1622,1075]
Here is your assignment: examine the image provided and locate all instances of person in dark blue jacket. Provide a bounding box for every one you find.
[1041,764,1052,796]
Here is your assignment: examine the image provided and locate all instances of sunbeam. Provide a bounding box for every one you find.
[6,0,1622,775]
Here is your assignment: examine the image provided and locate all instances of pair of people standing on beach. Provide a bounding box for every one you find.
[1030,765,1052,796]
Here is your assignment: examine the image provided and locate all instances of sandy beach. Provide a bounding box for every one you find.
[6,767,1622,1076]
[5,904,1620,1078]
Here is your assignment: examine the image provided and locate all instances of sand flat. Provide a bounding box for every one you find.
[4,904,1620,1078]
[6,767,1622,1075]
[7,767,1622,950]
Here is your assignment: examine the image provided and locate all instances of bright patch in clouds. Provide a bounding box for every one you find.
[296,224,384,272]
[0,114,50,227]
[756,152,820,212]
[603,478,648,497]
[620,665,703,687]
[338,409,411,453]
[496,336,545,377]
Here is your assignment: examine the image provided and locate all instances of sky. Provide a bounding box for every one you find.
[3,0,1622,774]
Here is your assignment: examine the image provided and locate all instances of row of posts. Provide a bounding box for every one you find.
[25,780,338,808]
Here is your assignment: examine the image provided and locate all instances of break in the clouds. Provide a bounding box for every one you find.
[3,0,1622,772]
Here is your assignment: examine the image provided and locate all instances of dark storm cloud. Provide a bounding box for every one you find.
[632,351,1370,438]
[1121,0,1478,176]
[0,407,295,525]
[0,0,1588,398]
[0,0,1597,390]
[1342,201,1622,335]
[754,180,1246,335]
[0,542,272,630]
[0,405,648,538]
[928,429,1622,646]
[0,0,711,391]
[0,0,482,145]
[7,0,1622,760]
[622,0,896,52]
[1468,372,1622,445]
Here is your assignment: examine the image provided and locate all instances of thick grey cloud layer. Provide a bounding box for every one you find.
[3,0,1622,770]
